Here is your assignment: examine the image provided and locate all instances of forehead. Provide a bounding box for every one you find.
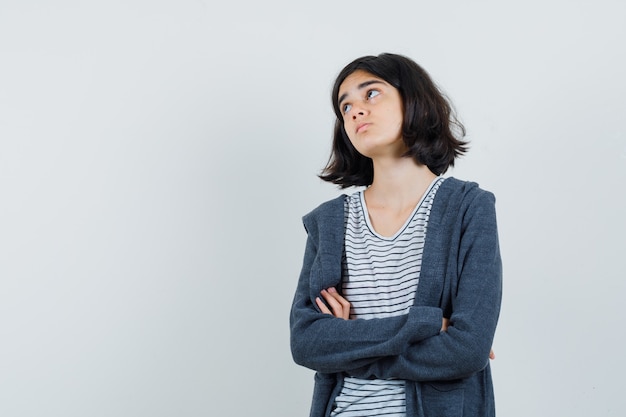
[338,70,388,98]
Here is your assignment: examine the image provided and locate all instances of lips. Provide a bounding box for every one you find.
[356,123,370,133]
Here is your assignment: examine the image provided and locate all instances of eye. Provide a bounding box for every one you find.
[366,89,380,100]
[342,103,352,114]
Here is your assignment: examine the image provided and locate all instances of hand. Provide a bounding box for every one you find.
[441,317,449,331]
[316,287,351,320]
[441,317,495,360]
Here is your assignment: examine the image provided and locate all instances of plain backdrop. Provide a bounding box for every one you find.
[1,1,625,416]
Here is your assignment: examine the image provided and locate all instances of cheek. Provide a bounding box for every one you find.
[342,120,354,138]
[393,111,404,131]
[345,130,357,147]
[342,126,361,151]
[383,108,403,130]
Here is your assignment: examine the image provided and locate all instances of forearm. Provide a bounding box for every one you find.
[348,191,503,381]
[347,312,498,381]
[290,225,444,373]
[290,300,443,373]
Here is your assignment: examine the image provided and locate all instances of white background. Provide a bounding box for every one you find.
[1,1,625,416]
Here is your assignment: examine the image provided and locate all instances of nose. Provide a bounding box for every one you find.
[352,110,365,120]
[350,105,366,120]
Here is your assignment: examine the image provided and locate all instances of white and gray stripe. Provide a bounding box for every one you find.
[331,176,444,417]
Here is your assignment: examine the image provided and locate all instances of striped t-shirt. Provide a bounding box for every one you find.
[330,176,445,417]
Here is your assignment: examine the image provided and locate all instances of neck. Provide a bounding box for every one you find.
[365,156,437,210]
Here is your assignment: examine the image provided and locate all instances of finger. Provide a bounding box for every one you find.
[316,297,332,315]
[321,289,345,317]
[441,317,450,331]
[489,349,496,360]
[321,289,349,319]
[326,288,351,319]
[327,287,351,319]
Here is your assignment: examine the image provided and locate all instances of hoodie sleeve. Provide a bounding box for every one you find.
[345,190,502,381]
[289,203,444,374]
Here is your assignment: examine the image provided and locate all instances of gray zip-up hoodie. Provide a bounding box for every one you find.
[290,177,502,417]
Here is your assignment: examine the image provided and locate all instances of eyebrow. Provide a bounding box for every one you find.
[338,80,385,107]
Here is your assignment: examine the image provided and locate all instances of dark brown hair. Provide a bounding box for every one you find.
[319,53,468,188]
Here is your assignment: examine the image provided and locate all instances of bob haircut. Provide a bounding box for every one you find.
[320,53,468,188]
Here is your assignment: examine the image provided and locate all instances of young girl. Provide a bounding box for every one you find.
[290,53,502,417]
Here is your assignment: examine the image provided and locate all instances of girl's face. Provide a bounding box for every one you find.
[337,70,405,159]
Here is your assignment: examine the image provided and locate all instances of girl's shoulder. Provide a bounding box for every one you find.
[432,177,497,225]
[439,176,495,202]
[301,194,346,236]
